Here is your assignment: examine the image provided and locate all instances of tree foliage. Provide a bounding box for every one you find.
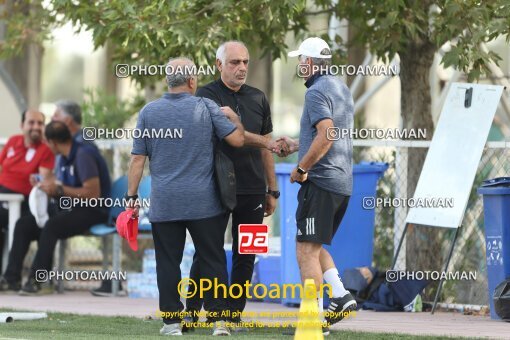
[2,1,509,84]
[0,1,56,56]
[317,0,510,81]
[81,88,145,129]
[1,0,309,86]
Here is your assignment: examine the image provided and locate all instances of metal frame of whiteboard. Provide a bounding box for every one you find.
[405,83,504,229]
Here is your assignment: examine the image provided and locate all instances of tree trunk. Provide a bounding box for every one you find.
[347,26,366,88]
[2,0,42,109]
[247,50,273,103]
[104,43,118,96]
[400,43,445,274]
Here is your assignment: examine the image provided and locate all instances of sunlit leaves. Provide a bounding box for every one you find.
[320,0,510,81]
[1,0,308,86]
[1,0,509,84]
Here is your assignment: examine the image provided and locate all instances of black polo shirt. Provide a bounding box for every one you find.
[197,79,273,195]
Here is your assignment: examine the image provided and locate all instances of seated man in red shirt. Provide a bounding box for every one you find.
[0,109,55,274]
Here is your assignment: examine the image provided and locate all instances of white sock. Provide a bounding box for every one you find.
[323,268,348,298]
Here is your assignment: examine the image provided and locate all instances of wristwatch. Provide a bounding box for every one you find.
[56,184,64,197]
[124,193,139,202]
[266,189,280,199]
[297,165,307,175]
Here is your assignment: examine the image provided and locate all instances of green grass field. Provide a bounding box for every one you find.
[0,310,479,340]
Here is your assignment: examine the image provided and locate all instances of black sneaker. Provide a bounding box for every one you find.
[0,276,21,292]
[90,279,125,297]
[18,279,53,296]
[325,293,357,325]
[181,311,199,333]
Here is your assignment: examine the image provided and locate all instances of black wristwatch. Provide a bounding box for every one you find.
[297,165,307,175]
[56,184,64,197]
[124,193,139,202]
[266,189,280,199]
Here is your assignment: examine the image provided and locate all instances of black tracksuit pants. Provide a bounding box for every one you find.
[152,212,230,325]
[3,207,107,283]
[186,194,266,319]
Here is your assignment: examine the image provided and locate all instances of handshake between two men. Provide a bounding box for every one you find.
[220,106,298,158]
[220,106,304,185]
[267,136,298,158]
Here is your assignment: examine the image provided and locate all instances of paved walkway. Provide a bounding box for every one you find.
[0,291,507,339]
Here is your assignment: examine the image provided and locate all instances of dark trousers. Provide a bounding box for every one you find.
[0,185,30,273]
[152,212,230,324]
[3,207,107,283]
[187,194,266,318]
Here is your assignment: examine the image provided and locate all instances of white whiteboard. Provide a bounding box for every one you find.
[406,83,504,228]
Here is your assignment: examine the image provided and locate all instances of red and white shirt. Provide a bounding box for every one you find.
[0,135,55,196]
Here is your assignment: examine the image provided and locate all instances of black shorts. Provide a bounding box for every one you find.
[296,180,350,245]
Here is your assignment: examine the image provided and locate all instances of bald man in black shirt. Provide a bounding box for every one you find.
[185,41,284,330]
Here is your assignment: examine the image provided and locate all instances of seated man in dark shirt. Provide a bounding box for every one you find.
[52,99,96,146]
[0,121,111,294]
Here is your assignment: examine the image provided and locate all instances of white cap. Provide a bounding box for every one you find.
[288,37,332,59]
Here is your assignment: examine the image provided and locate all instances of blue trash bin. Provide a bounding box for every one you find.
[249,254,282,303]
[478,180,510,320]
[277,162,388,305]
